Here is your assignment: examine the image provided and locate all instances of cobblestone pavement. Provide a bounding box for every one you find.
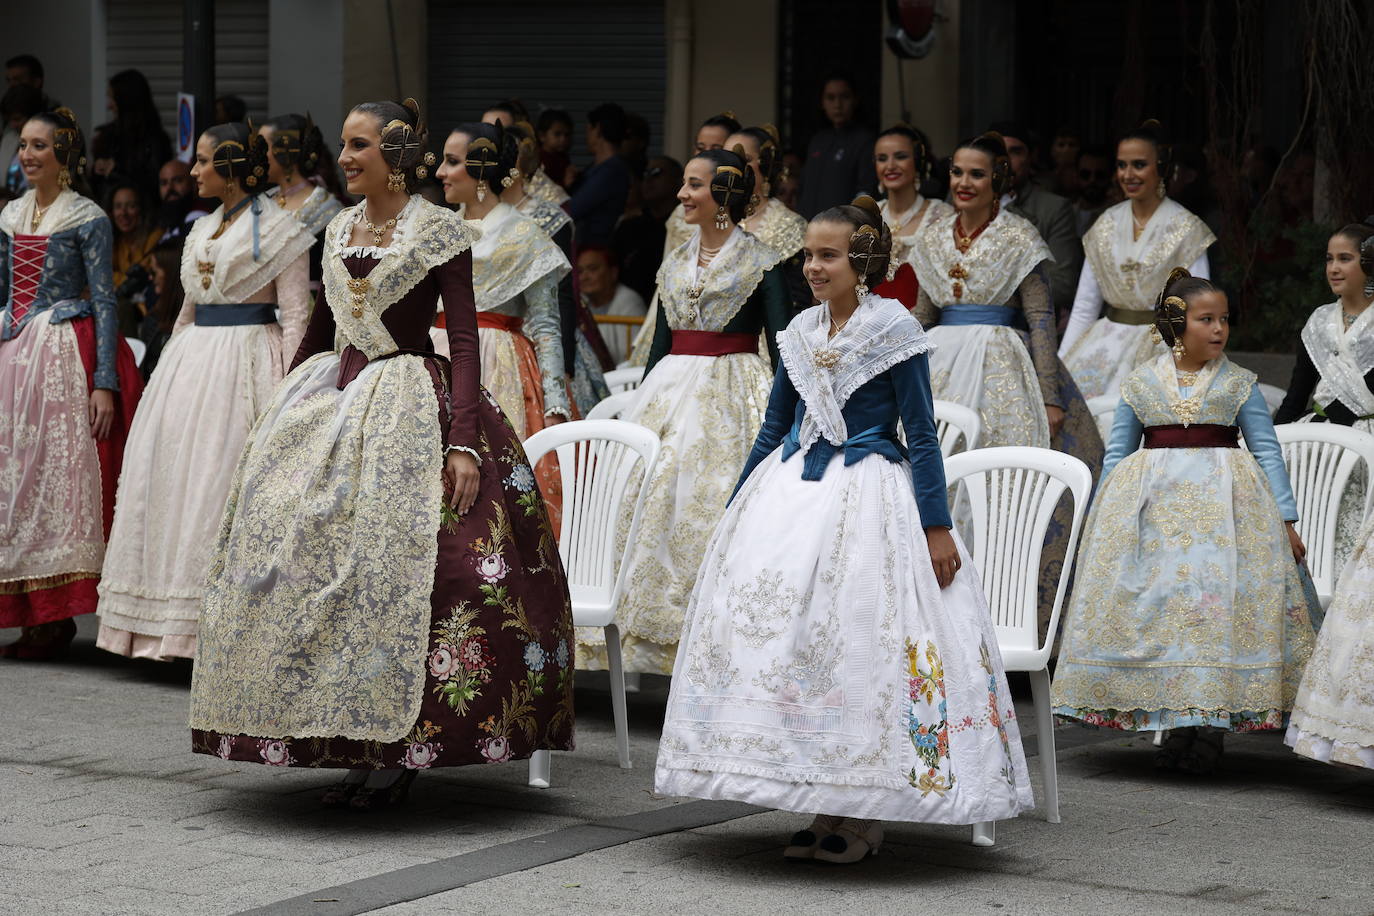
[2,617,1372,916]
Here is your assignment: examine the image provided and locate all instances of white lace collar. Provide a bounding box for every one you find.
[180,195,314,303]
[333,195,434,259]
[0,188,106,238]
[778,294,932,452]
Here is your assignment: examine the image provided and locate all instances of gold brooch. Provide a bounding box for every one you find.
[197,261,214,290]
[346,277,370,318]
[813,348,840,369]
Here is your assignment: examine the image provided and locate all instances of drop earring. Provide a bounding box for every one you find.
[476,180,489,203]
[57,166,71,190]
[1156,177,1166,200]
[855,279,869,298]
[1172,337,1186,361]
[387,167,406,193]
[714,204,729,231]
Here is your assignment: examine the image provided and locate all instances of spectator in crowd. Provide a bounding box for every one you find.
[577,246,647,365]
[537,108,574,188]
[1,84,45,193]
[693,111,740,156]
[1073,143,1114,236]
[623,112,650,178]
[564,102,631,247]
[991,120,1082,319]
[612,154,682,302]
[105,179,160,336]
[483,98,529,127]
[799,72,876,217]
[154,158,210,244]
[213,95,247,125]
[4,54,57,111]
[91,69,173,203]
[137,242,184,380]
[1036,125,1082,198]
[5,54,45,90]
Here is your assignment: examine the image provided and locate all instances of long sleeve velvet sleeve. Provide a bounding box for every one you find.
[1237,385,1299,521]
[1275,344,1319,424]
[0,233,9,308]
[290,292,337,371]
[439,250,480,453]
[79,216,119,390]
[643,296,673,375]
[522,269,571,419]
[1017,265,1063,409]
[893,352,954,529]
[552,223,577,376]
[1100,400,1144,481]
[729,363,800,502]
[759,266,790,369]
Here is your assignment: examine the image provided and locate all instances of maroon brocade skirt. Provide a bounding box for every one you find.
[191,378,574,770]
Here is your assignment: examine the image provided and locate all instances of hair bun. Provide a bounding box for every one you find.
[850,194,882,222]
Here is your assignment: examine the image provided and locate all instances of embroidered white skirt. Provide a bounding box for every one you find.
[96,322,285,659]
[577,350,772,676]
[655,448,1034,824]
[1287,510,1374,770]
[926,324,1050,450]
[1063,316,1166,402]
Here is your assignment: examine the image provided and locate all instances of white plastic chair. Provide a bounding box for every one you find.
[1274,423,1374,607]
[1085,395,1117,440]
[932,400,981,457]
[1258,383,1286,417]
[603,366,645,395]
[124,336,147,367]
[942,447,1093,847]
[586,390,639,421]
[520,419,661,787]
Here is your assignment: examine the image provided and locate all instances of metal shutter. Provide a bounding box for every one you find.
[427,1,665,159]
[106,0,270,138]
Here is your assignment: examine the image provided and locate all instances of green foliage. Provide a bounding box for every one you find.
[1225,216,1332,352]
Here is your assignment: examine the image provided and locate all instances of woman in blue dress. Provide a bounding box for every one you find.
[1052,268,1317,774]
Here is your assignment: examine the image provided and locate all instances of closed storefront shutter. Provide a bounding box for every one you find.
[427,1,665,160]
[106,0,270,138]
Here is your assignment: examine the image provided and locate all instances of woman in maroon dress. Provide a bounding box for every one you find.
[188,98,574,809]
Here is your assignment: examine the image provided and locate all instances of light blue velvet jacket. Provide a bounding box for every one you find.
[0,197,119,390]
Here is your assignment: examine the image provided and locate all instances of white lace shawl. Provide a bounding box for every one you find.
[1302,301,1374,415]
[910,206,1051,307]
[1082,199,1216,310]
[777,294,933,454]
[180,197,315,304]
[657,226,784,331]
[322,195,477,359]
[0,188,105,238]
[469,202,569,309]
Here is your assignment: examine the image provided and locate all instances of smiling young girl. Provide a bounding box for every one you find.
[1052,268,1316,774]
[577,145,791,677]
[1286,224,1374,771]
[656,196,1032,864]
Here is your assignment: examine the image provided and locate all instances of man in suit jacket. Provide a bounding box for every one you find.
[990,121,1083,323]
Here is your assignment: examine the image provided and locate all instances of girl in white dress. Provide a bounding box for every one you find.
[656,197,1033,864]
[1287,225,1374,770]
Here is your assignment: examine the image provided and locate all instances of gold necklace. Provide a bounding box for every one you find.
[30,201,51,233]
[828,312,854,339]
[363,209,399,246]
